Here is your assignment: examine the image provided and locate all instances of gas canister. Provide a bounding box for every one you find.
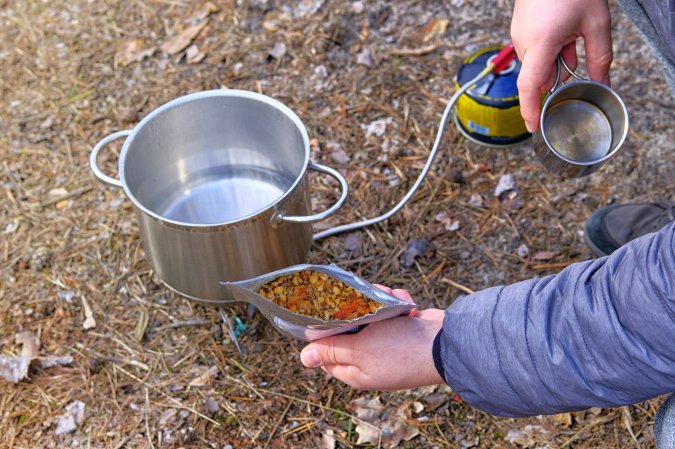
[454,45,530,147]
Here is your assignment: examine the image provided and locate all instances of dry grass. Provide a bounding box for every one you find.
[1,1,673,448]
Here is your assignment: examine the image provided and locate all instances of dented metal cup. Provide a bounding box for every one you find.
[534,57,629,178]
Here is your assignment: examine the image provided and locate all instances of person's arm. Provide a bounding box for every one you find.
[511,0,614,131]
[301,223,675,416]
[437,222,675,416]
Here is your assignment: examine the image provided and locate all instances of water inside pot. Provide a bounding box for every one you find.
[145,164,293,225]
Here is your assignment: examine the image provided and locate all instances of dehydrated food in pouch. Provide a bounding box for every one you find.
[257,270,383,321]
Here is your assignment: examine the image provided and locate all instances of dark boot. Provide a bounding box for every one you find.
[584,202,675,257]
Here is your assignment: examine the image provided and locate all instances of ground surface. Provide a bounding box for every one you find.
[1,1,673,448]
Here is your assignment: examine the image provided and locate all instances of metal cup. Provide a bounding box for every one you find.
[534,57,629,177]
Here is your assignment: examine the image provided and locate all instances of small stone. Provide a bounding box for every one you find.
[30,247,52,270]
[352,1,364,13]
[330,149,350,165]
[468,193,483,208]
[269,41,287,59]
[356,48,376,68]
[494,174,515,197]
[204,397,219,414]
[55,401,85,435]
[314,64,328,77]
[517,244,529,258]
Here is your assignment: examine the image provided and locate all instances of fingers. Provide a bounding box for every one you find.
[517,44,558,132]
[300,335,354,367]
[372,284,391,294]
[582,10,613,85]
[373,284,415,303]
[322,364,367,389]
[558,42,578,83]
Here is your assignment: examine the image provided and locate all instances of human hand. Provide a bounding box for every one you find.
[300,285,445,390]
[511,0,613,132]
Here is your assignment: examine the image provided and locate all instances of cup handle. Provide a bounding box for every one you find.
[549,56,586,94]
[272,162,349,225]
[89,130,132,187]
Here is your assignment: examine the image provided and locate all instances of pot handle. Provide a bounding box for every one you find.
[273,162,349,225]
[89,130,132,187]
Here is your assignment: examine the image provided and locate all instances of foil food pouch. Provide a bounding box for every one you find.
[221,264,416,341]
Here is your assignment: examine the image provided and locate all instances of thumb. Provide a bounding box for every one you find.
[300,338,351,368]
[300,344,324,367]
[518,45,557,132]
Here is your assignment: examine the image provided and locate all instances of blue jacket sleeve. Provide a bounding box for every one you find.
[436,222,675,417]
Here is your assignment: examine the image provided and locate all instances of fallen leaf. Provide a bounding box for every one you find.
[319,428,336,449]
[16,331,40,359]
[188,2,219,24]
[532,251,557,261]
[361,117,392,138]
[81,296,96,330]
[294,0,325,18]
[552,412,573,427]
[505,425,548,446]
[39,355,73,368]
[354,421,381,446]
[55,400,85,435]
[4,218,20,234]
[435,212,460,232]
[421,393,448,411]
[415,18,449,42]
[1,334,72,382]
[400,239,432,267]
[460,436,480,448]
[185,44,206,64]
[159,408,178,427]
[351,397,419,448]
[263,19,281,32]
[40,116,54,129]
[161,20,209,56]
[352,396,386,421]
[116,38,155,66]
[344,233,363,257]
[48,187,68,197]
[58,290,76,303]
[189,366,219,387]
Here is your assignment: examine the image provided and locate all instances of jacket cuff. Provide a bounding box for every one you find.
[432,328,447,384]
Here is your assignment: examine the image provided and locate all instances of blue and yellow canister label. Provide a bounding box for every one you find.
[454,45,531,147]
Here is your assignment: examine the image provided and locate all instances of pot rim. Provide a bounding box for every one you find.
[118,89,311,228]
[539,80,629,167]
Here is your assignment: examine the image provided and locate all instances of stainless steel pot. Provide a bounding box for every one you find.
[90,90,348,302]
